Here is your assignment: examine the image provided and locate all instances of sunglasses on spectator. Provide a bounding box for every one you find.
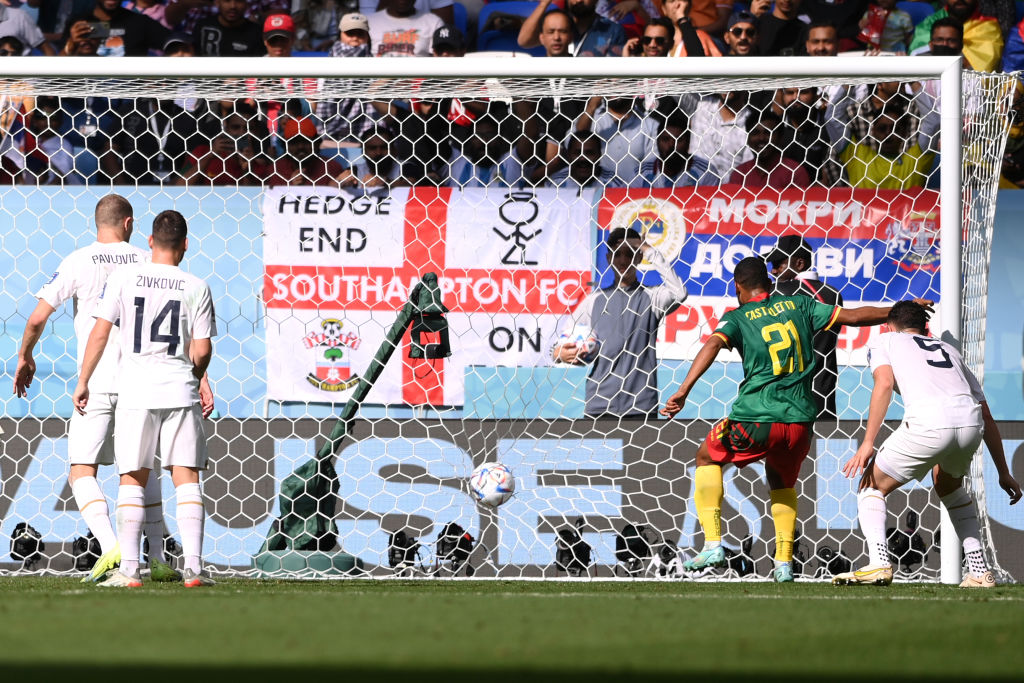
[729,26,757,37]
[641,35,669,45]
[0,48,17,56]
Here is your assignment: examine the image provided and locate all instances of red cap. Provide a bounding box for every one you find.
[282,117,318,140]
[263,14,295,38]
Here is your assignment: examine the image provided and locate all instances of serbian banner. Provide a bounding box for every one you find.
[596,186,942,364]
[263,187,593,405]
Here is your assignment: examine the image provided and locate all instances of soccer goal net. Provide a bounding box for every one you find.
[0,57,1017,582]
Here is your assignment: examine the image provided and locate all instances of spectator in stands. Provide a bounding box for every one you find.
[339,123,407,190]
[749,0,771,17]
[0,4,57,55]
[115,96,201,184]
[547,131,614,189]
[317,13,375,145]
[835,82,924,157]
[368,0,443,57]
[553,227,688,419]
[431,24,464,56]
[122,0,173,28]
[0,34,26,56]
[925,16,970,67]
[599,0,656,40]
[622,17,674,56]
[836,104,936,189]
[267,117,348,186]
[574,96,657,187]
[263,12,296,55]
[518,0,626,57]
[166,0,288,34]
[766,234,844,421]
[730,110,810,189]
[771,87,844,186]
[803,20,838,56]
[687,0,732,38]
[21,97,79,185]
[180,108,268,185]
[163,30,196,54]
[908,0,1003,72]
[446,115,527,187]
[193,0,265,55]
[647,114,710,187]
[723,11,759,56]
[62,0,170,55]
[757,0,808,55]
[377,98,453,184]
[359,0,454,26]
[857,0,913,52]
[684,91,752,183]
[538,9,572,56]
[662,0,721,56]
[1001,14,1024,71]
[802,0,865,52]
[293,0,345,51]
[0,36,28,184]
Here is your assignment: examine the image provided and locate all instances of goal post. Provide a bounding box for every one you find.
[0,55,1016,582]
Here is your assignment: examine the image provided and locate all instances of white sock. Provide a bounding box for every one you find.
[176,482,204,574]
[115,485,145,577]
[143,474,165,563]
[940,488,988,576]
[71,476,118,554]
[858,488,890,567]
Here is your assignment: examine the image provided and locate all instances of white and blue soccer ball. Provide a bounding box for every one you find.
[557,324,599,362]
[470,462,516,508]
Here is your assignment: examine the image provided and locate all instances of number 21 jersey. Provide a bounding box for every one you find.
[95,262,217,409]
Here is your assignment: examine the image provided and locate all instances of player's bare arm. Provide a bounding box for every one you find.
[199,373,215,418]
[71,318,114,415]
[660,334,727,418]
[13,300,57,397]
[843,364,895,480]
[979,400,1023,504]
[190,337,213,381]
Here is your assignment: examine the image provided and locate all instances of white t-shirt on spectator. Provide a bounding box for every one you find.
[359,0,453,16]
[0,5,47,52]
[95,262,217,409]
[35,241,149,394]
[368,9,444,57]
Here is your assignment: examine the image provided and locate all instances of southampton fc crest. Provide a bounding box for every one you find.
[609,197,687,269]
[303,318,362,392]
[885,212,940,273]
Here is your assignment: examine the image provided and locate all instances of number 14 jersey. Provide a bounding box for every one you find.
[713,293,840,424]
[95,262,217,409]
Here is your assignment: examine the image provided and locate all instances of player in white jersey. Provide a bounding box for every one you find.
[74,209,217,588]
[833,301,1021,587]
[13,194,194,582]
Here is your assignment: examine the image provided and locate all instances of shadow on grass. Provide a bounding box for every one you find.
[2,665,1021,683]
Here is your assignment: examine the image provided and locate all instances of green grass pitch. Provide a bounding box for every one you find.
[1,578,1021,682]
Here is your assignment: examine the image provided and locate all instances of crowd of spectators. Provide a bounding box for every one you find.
[1,0,1023,189]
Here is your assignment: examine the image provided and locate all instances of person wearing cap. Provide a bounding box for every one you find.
[162,31,196,55]
[724,10,759,56]
[431,23,464,56]
[62,0,170,56]
[317,12,376,145]
[765,234,843,421]
[268,116,348,187]
[194,0,264,56]
[367,0,443,57]
[263,12,296,55]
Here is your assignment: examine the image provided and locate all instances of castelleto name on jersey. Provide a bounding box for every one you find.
[91,253,141,265]
[136,275,186,291]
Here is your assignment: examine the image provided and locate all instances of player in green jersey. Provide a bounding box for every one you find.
[661,257,922,582]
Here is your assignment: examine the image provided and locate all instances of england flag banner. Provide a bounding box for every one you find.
[263,187,593,406]
[596,186,942,365]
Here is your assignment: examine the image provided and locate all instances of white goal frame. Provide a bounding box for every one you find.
[3,54,972,582]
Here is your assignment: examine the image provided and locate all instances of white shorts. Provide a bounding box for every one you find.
[68,392,117,466]
[875,422,984,484]
[114,405,208,474]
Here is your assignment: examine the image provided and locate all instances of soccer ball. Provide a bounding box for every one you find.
[557,325,599,362]
[470,462,515,508]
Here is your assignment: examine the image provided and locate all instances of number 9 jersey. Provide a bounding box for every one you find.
[712,293,840,424]
[94,262,217,409]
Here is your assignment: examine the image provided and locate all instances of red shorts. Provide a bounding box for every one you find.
[703,419,812,488]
